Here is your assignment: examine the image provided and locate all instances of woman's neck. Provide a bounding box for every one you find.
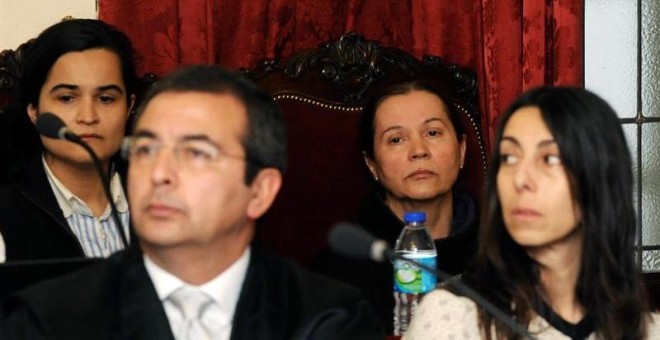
[529,231,585,324]
[46,156,111,217]
[386,192,453,239]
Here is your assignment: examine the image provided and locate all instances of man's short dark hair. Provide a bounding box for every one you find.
[135,65,287,184]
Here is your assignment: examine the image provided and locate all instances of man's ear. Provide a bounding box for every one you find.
[246,168,283,220]
[27,104,38,124]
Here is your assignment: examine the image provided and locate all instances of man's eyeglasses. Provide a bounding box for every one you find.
[121,136,247,171]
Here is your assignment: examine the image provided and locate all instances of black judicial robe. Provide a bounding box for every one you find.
[1,245,384,340]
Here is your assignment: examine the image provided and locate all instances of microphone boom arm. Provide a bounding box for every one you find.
[70,138,129,249]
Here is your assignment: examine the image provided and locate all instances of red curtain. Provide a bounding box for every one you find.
[99,0,583,150]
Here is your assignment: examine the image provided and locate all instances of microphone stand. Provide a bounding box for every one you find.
[389,252,536,340]
[66,136,129,249]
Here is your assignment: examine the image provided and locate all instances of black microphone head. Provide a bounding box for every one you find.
[329,222,389,262]
[35,113,67,139]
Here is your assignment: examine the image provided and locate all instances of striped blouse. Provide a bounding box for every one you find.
[44,158,130,258]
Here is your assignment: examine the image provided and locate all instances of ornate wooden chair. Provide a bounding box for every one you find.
[0,41,28,113]
[242,32,488,266]
[0,41,31,187]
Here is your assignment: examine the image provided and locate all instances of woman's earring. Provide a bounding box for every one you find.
[374,174,380,181]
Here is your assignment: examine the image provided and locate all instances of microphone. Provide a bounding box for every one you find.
[35,113,81,142]
[35,113,129,249]
[328,223,393,262]
[328,223,535,340]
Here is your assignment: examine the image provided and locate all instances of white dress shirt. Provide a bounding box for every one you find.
[144,248,250,340]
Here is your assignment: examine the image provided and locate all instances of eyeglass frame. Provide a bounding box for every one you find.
[120,134,260,171]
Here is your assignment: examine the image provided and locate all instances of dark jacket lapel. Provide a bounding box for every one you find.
[21,157,72,235]
[230,247,272,340]
[117,246,175,340]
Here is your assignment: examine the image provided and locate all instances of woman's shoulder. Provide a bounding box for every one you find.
[403,289,480,339]
[420,288,478,312]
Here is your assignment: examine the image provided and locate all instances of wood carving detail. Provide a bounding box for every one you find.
[242,32,477,106]
[0,40,33,113]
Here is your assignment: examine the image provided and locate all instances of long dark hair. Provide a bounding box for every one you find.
[462,87,648,339]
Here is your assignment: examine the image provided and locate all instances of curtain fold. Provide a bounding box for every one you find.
[99,0,583,150]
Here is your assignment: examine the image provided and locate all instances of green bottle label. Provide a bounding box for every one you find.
[394,256,437,293]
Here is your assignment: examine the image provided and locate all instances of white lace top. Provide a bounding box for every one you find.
[404,289,660,339]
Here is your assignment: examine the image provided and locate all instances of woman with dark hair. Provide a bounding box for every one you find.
[0,19,137,261]
[313,81,479,334]
[405,87,660,339]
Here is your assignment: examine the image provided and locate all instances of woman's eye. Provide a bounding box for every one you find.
[427,129,441,137]
[500,154,518,164]
[388,137,402,144]
[58,95,75,103]
[99,95,116,104]
[544,154,562,165]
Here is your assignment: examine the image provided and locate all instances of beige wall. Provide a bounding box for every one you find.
[0,0,97,51]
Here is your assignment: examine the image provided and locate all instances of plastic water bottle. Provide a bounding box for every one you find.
[392,211,437,336]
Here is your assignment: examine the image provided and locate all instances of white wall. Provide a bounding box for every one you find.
[0,0,97,51]
[585,0,637,119]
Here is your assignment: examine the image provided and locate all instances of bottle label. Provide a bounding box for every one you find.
[393,255,437,293]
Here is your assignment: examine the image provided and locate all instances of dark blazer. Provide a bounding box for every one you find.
[0,157,85,260]
[0,156,132,261]
[1,245,384,340]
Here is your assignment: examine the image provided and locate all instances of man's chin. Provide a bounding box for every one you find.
[135,221,185,246]
[138,237,187,252]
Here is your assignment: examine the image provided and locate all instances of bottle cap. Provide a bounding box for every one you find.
[403,211,426,223]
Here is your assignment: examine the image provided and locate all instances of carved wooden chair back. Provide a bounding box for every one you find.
[242,33,487,265]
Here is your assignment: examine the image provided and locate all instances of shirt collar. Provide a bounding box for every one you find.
[42,156,128,218]
[144,247,251,318]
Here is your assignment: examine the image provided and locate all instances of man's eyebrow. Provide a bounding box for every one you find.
[132,130,157,138]
[179,134,214,142]
[179,135,222,149]
[132,131,221,147]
